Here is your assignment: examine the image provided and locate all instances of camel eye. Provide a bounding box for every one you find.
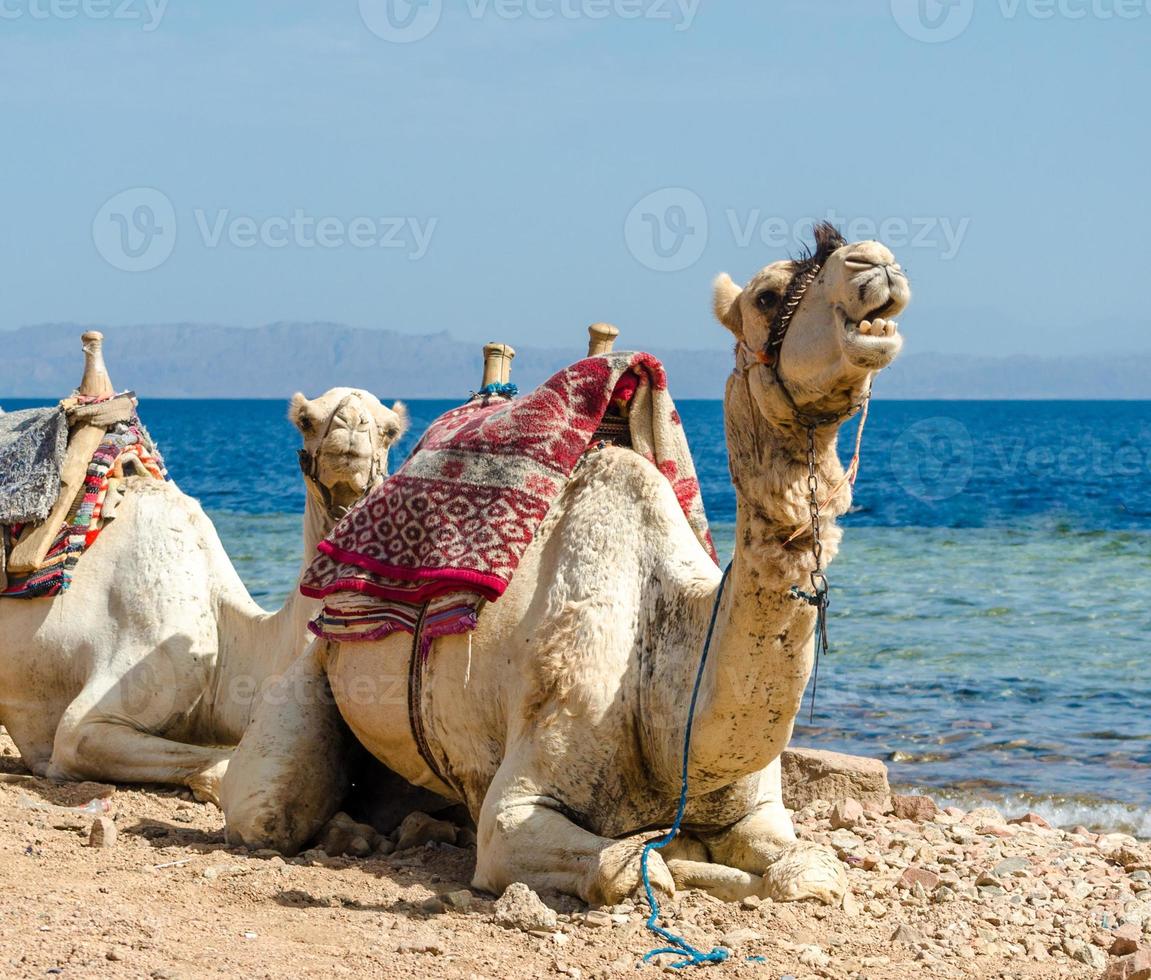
[756,290,779,311]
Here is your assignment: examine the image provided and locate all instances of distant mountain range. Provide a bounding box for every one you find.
[2,322,1148,401]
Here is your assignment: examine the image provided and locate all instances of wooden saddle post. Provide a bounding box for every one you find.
[480,343,516,389]
[587,322,619,357]
[7,332,116,575]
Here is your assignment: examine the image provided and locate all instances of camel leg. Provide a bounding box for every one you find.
[697,758,846,904]
[473,757,675,906]
[220,642,350,855]
[0,703,63,777]
[48,702,230,804]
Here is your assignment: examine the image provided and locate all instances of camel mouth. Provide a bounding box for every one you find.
[838,305,904,369]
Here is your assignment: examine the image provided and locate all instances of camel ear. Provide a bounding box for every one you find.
[384,400,410,444]
[289,392,316,434]
[713,273,744,338]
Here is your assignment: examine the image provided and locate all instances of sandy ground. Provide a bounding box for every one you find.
[2,730,1149,980]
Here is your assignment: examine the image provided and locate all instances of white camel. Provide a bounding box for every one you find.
[0,361,408,804]
[223,229,910,905]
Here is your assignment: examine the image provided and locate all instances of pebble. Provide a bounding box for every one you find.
[720,927,761,948]
[890,923,925,945]
[444,889,473,911]
[580,910,612,929]
[891,794,938,822]
[898,866,940,891]
[494,882,557,933]
[88,816,117,849]
[829,798,865,830]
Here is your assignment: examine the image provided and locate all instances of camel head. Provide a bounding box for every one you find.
[290,388,408,518]
[713,224,911,424]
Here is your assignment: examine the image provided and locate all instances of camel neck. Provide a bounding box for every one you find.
[684,375,851,788]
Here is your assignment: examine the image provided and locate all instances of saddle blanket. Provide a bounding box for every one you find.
[0,406,69,525]
[302,351,716,650]
[2,402,167,600]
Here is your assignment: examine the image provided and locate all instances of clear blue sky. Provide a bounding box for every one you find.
[2,0,1147,356]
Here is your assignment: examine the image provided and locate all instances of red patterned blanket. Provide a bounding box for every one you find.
[302,351,716,649]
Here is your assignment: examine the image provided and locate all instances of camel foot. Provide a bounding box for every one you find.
[188,758,229,808]
[667,858,764,902]
[761,841,846,904]
[593,839,675,907]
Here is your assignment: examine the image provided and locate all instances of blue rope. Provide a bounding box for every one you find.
[478,382,518,398]
[640,562,734,970]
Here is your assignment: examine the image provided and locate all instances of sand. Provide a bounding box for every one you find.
[2,730,1149,980]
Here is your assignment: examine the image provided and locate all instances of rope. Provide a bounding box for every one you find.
[478,382,518,398]
[640,562,733,970]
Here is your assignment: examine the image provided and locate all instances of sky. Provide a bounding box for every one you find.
[1,0,1148,358]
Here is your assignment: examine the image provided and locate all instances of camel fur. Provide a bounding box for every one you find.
[223,233,910,905]
[0,388,407,804]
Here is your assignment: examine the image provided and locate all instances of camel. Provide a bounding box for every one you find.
[0,343,408,804]
[222,227,910,907]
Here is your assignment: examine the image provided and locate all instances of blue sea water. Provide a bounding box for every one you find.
[3,397,1150,831]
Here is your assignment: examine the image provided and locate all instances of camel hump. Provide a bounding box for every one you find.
[79,331,114,398]
[587,323,619,357]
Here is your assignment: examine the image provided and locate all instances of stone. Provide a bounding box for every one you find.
[419,896,446,914]
[797,946,830,968]
[395,811,458,852]
[444,889,473,910]
[994,857,1032,877]
[1104,950,1151,980]
[829,799,865,830]
[1111,923,1143,956]
[1009,812,1051,829]
[581,910,612,929]
[494,882,557,933]
[890,924,924,945]
[720,928,762,948]
[780,748,891,812]
[961,806,1006,829]
[347,836,372,858]
[88,817,117,848]
[740,895,761,910]
[841,891,860,916]
[898,867,940,892]
[890,794,938,823]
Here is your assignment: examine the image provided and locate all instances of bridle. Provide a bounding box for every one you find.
[297,394,384,521]
[737,247,877,720]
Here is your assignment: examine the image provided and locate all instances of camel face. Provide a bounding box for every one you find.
[290,388,408,516]
[714,228,911,421]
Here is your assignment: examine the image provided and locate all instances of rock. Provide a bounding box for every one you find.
[494,882,557,933]
[841,891,860,916]
[347,836,372,858]
[444,889,473,910]
[890,794,938,823]
[780,748,891,812]
[1009,812,1051,829]
[720,928,762,948]
[890,923,925,945]
[395,811,458,852]
[829,798,865,830]
[740,895,761,910]
[961,806,1006,829]
[419,896,446,914]
[898,867,940,892]
[581,910,612,929]
[1105,950,1151,980]
[797,946,830,968]
[866,900,888,918]
[994,857,1032,877]
[1112,923,1144,956]
[88,817,117,848]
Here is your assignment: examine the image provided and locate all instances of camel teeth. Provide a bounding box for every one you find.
[858,320,872,335]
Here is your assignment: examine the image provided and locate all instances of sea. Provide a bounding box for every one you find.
[3,397,1149,835]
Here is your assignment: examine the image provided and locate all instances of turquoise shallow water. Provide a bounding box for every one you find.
[4,397,1149,831]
